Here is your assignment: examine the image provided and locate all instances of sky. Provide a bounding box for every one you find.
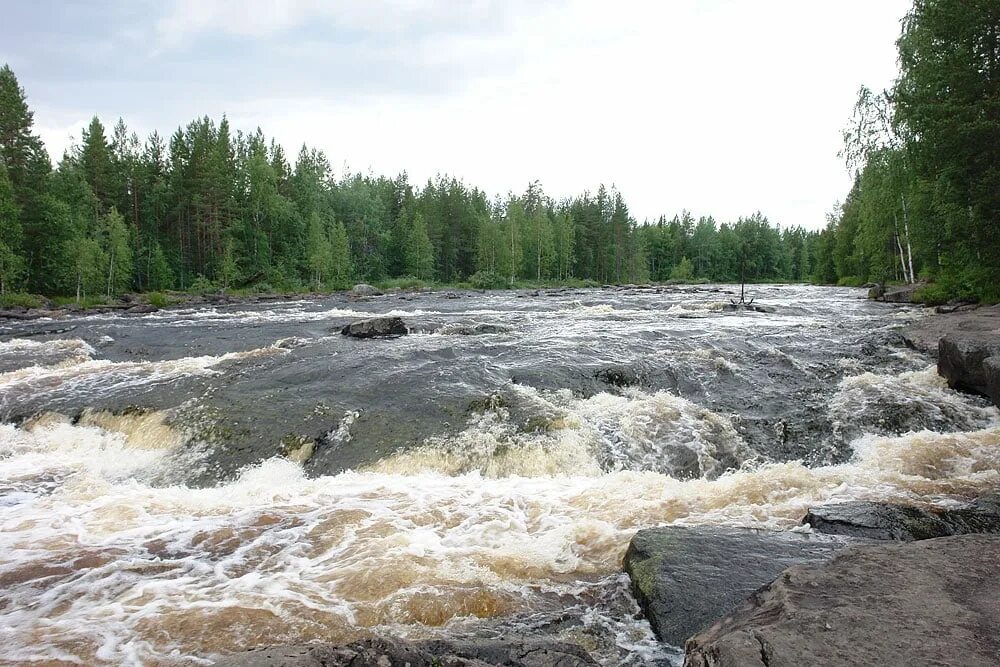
[1,0,911,229]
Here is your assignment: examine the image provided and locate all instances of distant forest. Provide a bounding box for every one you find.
[0,0,995,301]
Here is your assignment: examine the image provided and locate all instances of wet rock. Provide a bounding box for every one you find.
[622,526,863,646]
[340,317,408,338]
[442,323,511,336]
[939,333,1000,408]
[867,282,884,300]
[212,636,598,667]
[721,303,774,313]
[349,283,382,297]
[804,496,1000,541]
[594,366,641,387]
[125,304,159,314]
[684,535,1000,667]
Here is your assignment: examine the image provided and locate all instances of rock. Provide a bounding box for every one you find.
[622,526,864,647]
[212,636,598,667]
[939,333,1000,407]
[899,303,1000,356]
[684,535,1000,667]
[867,283,885,300]
[125,304,159,314]
[803,497,1000,541]
[878,281,925,303]
[721,303,774,313]
[340,317,408,338]
[349,283,382,297]
[443,323,511,336]
[594,366,641,387]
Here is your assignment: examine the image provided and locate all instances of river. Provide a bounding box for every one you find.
[1,284,998,666]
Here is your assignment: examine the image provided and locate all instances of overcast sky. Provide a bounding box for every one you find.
[2,0,910,228]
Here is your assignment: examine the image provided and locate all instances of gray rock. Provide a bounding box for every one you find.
[684,535,1000,667]
[349,283,382,297]
[340,317,408,338]
[939,333,1000,407]
[622,526,863,647]
[594,366,641,387]
[878,282,924,303]
[804,497,1000,541]
[899,303,1000,355]
[213,636,597,667]
[126,304,159,314]
[439,323,511,336]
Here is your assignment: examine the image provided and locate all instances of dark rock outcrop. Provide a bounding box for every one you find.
[594,366,641,387]
[684,535,1000,667]
[622,526,864,647]
[213,636,598,667]
[804,496,1000,541]
[939,333,1000,408]
[340,317,408,338]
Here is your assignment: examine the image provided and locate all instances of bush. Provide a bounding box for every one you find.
[836,276,865,287]
[911,283,950,306]
[187,275,217,295]
[0,292,45,309]
[146,291,170,308]
[470,270,508,290]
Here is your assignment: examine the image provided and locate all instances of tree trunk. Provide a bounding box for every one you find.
[901,193,915,284]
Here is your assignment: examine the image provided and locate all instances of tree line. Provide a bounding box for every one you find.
[1,0,993,302]
[821,0,998,301]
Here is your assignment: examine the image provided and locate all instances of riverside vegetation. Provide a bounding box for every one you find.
[0,1,996,308]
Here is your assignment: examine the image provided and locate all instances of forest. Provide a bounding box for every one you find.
[0,0,995,303]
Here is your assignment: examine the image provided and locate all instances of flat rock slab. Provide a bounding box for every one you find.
[804,497,1000,541]
[899,304,1000,354]
[622,526,864,647]
[213,637,598,667]
[685,534,1000,667]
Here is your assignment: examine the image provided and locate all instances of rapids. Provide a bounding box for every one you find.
[0,285,997,666]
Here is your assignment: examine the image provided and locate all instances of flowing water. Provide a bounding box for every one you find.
[1,285,998,666]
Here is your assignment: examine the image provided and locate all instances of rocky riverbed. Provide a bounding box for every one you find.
[0,285,998,666]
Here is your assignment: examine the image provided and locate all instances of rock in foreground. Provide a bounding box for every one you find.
[622,526,864,646]
[685,535,1000,667]
[213,636,598,667]
[939,333,1000,408]
[804,497,1000,541]
[340,317,408,338]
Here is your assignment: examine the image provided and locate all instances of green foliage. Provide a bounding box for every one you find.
[911,283,950,306]
[0,292,43,308]
[669,256,695,281]
[836,276,865,287]
[469,270,507,290]
[187,275,216,294]
[146,291,171,308]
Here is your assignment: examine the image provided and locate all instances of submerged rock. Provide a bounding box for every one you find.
[212,636,598,667]
[594,366,641,387]
[340,317,408,338]
[622,526,863,647]
[684,535,1000,667]
[939,333,1000,408]
[720,303,774,313]
[438,323,511,336]
[804,496,1000,541]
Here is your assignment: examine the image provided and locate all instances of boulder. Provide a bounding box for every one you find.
[803,497,1000,541]
[878,282,924,303]
[939,333,1000,407]
[622,526,864,647]
[340,317,408,338]
[684,535,1000,667]
[212,636,598,667]
[349,283,382,297]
